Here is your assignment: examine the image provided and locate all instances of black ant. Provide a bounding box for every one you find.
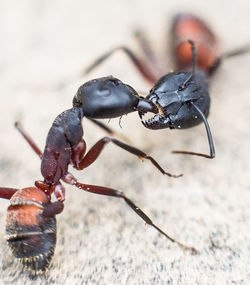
[84,13,250,158]
[0,76,195,274]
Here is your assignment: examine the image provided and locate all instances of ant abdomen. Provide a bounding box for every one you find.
[5,187,57,273]
[172,13,218,73]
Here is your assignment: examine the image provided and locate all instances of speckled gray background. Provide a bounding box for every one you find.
[0,0,250,284]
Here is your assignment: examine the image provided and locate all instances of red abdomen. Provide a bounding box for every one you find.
[6,187,56,272]
[172,13,218,73]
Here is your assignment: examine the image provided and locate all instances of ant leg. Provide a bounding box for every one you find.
[72,137,182,178]
[42,201,64,217]
[15,122,43,159]
[221,45,250,59]
[209,44,250,75]
[87,118,115,136]
[134,30,166,78]
[15,121,181,177]
[64,177,197,254]
[172,102,215,159]
[0,187,18,200]
[83,46,159,84]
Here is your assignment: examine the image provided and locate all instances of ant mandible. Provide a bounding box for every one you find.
[0,76,195,274]
[84,13,250,158]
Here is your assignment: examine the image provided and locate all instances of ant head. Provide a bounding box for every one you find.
[73,76,157,119]
[140,71,210,129]
[73,76,138,118]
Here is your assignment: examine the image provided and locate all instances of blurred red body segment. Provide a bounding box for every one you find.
[172,13,218,73]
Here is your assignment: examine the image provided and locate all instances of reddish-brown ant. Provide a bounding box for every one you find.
[85,13,250,158]
[0,76,195,274]
[2,13,249,274]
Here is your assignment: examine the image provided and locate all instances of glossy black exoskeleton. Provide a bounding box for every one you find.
[84,14,250,158]
[73,76,156,118]
[143,70,210,130]
[0,75,193,274]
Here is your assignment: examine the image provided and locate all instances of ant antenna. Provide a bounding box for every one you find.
[180,40,197,88]
[189,39,197,76]
[172,102,215,159]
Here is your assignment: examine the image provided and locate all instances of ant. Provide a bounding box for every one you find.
[84,13,250,158]
[0,76,195,274]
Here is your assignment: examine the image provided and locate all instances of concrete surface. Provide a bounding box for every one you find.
[0,0,250,284]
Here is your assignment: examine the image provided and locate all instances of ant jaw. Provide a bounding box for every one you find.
[139,99,171,130]
[140,112,171,130]
[138,93,171,130]
[137,98,158,115]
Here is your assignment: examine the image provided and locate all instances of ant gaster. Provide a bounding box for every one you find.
[85,13,250,158]
[0,76,194,273]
